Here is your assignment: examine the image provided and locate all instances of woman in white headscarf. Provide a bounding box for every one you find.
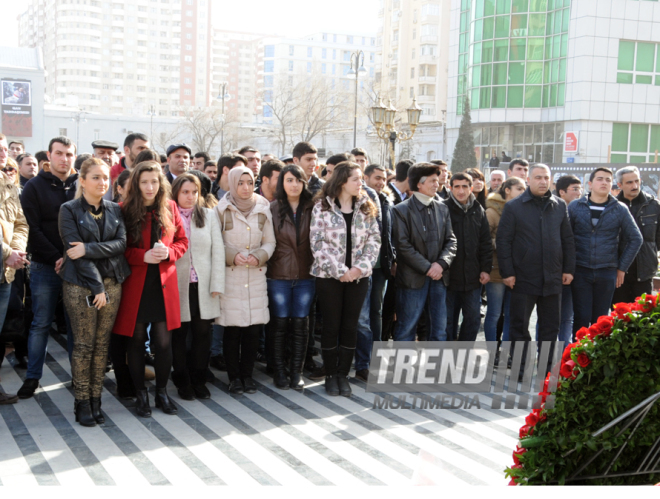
[214,166,275,395]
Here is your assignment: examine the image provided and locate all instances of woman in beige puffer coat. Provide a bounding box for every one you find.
[215,166,275,395]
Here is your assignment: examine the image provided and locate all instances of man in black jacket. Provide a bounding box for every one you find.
[497,164,575,370]
[292,142,324,196]
[354,164,395,381]
[392,163,457,342]
[18,136,79,399]
[444,173,492,341]
[612,166,660,303]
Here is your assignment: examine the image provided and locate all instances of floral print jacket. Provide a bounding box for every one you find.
[310,195,381,280]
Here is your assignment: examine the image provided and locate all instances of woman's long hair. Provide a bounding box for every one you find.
[75,157,109,199]
[315,161,377,217]
[122,161,173,246]
[465,167,488,208]
[274,164,313,231]
[6,157,20,187]
[171,173,206,229]
[501,177,525,201]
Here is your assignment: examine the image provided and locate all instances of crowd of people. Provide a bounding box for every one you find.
[0,132,656,427]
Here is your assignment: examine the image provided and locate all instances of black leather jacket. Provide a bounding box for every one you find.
[617,190,660,282]
[392,194,457,290]
[58,198,131,294]
[379,191,395,275]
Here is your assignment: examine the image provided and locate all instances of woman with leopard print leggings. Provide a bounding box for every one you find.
[58,158,131,427]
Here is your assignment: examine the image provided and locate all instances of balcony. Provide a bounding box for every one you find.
[417,94,435,103]
[418,76,436,83]
[420,35,438,43]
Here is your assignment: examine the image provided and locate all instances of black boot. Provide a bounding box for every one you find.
[337,346,355,397]
[113,363,136,399]
[74,399,96,427]
[191,369,211,399]
[90,397,105,424]
[172,369,194,400]
[155,387,178,415]
[290,317,309,390]
[272,317,290,390]
[135,389,152,418]
[322,347,339,396]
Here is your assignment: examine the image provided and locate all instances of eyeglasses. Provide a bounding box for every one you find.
[3,167,16,173]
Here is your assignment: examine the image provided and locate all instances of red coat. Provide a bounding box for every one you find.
[112,200,188,336]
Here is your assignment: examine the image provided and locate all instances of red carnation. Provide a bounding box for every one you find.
[508,478,518,486]
[525,411,539,427]
[576,352,591,368]
[519,425,534,438]
[560,359,577,379]
[513,445,526,465]
[613,302,632,321]
[575,327,590,340]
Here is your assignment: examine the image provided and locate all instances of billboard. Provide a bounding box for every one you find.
[1,79,32,137]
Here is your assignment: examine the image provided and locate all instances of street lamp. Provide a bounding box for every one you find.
[371,95,421,168]
[70,110,87,150]
[216,82,232,156]
[347,50,367,149]
[147,104,156,139]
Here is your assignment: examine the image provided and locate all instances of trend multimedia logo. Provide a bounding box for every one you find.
[366,341,563,411]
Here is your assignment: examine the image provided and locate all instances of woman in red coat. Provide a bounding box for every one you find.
[112,161,188,418]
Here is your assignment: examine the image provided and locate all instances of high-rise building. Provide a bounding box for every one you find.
[447,0,660,167]
[18,0,212,117]
[211,30,264,124]
[375,0,450,123]
[261,31,377,123]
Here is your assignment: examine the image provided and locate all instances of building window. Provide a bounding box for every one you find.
[307,47,312,57]
[617,40,657,84]
[265,45,275,57]
[289,60,294,71]
[288,45,294,56]
[411,67,415,78]
[322,63,326,74]
[610,123,660,163]
[264,60,274,72]
[322,48,327,59]
[307,62,312,73]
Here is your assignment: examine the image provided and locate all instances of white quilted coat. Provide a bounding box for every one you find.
[214,195,276,327]
[175,207,225,322]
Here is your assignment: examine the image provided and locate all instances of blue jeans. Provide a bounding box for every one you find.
[571,266,617,337]
[26,263,73,380]
[446,287,482,341]
[267,278,315,318]
[484,282,511,342]
[394,278,447,341]
[355,270,389,371]
[0,282,13,329]
[211,324,224,357]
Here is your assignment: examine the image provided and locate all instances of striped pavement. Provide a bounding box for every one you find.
[0,335,527,486]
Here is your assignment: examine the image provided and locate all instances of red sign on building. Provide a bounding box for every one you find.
[564,131,578,153]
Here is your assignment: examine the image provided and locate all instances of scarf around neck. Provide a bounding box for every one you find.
[227,166,257,217]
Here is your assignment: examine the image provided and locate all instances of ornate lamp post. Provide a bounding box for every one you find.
[371,95,422,168]
[70,110,87,149]
[347,50,367,148]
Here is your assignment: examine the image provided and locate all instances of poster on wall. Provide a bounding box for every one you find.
[1,79,32,137]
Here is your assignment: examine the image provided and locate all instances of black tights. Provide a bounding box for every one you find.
[127,322,171,390]
[171,318,212,384]
[224,324,262,381]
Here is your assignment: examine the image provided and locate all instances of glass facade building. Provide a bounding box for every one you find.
[457,0,570,114]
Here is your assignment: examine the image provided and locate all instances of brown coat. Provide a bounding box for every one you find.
[267,200,313,280]
[485,192,506,283]
[0,173,28,283]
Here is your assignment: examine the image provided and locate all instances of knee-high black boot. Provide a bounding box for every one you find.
[272,317,290,390]
[337,346,355,397]
[290,317,309,390]
[322,346,339,396]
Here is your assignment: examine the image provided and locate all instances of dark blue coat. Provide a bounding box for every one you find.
[497,188,575,296]
[568,194,642,272]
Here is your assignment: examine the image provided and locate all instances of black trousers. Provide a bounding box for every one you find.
[611,274,653,306]
[509,292,561,375]
[316,277,369,351]
[171,283,212,386]
[224,324,262,381]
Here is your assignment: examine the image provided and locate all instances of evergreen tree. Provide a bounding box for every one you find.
[451,96,477,172]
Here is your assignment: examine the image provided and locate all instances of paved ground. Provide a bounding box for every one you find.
[0,333,526,487]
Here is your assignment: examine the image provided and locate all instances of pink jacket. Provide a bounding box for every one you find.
[310,194,381,280]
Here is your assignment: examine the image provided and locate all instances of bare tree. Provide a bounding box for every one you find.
[178,106,239,155]
[151,123,182,155]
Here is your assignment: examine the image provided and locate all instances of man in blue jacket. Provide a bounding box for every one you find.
[568,167,642,336]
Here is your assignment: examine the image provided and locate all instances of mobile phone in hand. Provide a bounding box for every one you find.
[86,292,110,307]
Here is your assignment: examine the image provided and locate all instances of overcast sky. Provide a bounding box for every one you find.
[0,0,379,48]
